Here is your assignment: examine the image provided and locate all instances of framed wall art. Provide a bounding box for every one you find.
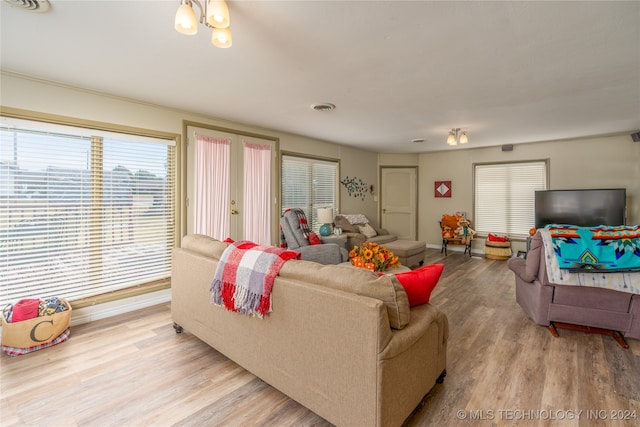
[434,181,451,198]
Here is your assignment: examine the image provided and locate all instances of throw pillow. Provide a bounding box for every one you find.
[358,223,378,238]
[391,264,445,307]
[308,231,322,245]
[334,215,359,233]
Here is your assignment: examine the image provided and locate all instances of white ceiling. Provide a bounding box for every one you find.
[1,0,639,153]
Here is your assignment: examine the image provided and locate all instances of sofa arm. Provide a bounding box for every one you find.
[379,303,448,360]
[343,232,366,251]
[507,257,536,283]
[296,243,345,265]
[374,227,390,236]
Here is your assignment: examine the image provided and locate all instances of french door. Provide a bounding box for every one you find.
[186,125,277,244]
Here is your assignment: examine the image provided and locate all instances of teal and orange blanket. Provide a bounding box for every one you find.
[545,225,640,272]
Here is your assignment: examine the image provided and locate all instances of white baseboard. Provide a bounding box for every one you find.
[70,288,172,326]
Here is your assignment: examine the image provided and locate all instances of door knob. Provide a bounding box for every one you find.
[231,209,238,215]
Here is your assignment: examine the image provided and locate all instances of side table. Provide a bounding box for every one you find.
[320,234,348,249]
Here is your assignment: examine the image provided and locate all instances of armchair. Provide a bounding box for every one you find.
[440,214,474,256]
[280,209,349,265]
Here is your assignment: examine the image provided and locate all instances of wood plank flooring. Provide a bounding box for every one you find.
[2,249,639,426]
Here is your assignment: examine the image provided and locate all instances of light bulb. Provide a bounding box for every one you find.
[175,3,198,35]
[212,27,233,48]
[459,132,468,144]
[207,0,230,28]
[447,132,457,146]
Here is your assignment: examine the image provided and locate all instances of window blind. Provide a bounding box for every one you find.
[281,155,338,231]
[474,161,547,238]
[0,119,175,307]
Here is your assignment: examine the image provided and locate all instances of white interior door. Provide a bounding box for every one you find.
[380,167,417,240]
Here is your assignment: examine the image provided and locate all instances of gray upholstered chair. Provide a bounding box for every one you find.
[280,209,348,265]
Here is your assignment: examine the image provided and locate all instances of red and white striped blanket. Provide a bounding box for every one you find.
[210,240,300,317]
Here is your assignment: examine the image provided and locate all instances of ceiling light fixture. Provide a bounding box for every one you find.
[174,0,232,48]
[2,0,50,12]
[446,128,469,146]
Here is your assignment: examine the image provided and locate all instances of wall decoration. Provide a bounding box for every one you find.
[434,181,452,198]
[340,176,372,200]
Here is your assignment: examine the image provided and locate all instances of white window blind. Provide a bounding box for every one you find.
[0,119,175,307]
[281,155,338,231]
[474,161,547,238]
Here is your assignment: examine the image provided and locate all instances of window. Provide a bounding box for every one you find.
[281,154,338,231]
[474,161,547,238]
[0,117,176,307]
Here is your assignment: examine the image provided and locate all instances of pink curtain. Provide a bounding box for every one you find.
[243,141,271,245]
[195,134,230,240]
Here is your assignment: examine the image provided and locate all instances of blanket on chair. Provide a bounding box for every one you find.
[210,240,300,317]
[280,208,320,248]
[545,224,640,271]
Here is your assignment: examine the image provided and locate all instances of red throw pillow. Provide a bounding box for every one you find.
[308,231,322,245]
[392,264,445,307]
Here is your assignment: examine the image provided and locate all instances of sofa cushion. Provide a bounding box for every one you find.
[335,215,360,233]
[280,260,410,329]
[358,223,378,238]
[284,214,311,248]
[181,234,229,259]
[341,214,370,225]
[390,264,444,307]
[368,234,397,245]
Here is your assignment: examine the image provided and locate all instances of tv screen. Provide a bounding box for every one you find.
[534,189,626,228]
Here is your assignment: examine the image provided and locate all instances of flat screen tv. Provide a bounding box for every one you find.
[534,189,626,229]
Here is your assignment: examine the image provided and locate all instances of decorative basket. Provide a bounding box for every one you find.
[485,240,512,260]
[1,298,71,352]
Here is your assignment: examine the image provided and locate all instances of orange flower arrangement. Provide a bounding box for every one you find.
[349,241,400,272]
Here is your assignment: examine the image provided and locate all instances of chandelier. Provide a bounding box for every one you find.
[174,0,232,48]
[446,128,469,146]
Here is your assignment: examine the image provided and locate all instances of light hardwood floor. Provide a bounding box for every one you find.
[1,249,639,426]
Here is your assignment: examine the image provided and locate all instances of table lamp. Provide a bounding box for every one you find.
[317,208,334,236]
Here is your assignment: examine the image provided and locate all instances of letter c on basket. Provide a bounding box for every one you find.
[30,320,54,342]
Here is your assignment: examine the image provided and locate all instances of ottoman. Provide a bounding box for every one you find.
[385,239,426,268]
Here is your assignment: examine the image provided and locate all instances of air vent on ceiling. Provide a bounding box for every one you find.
[311,103,336,112]
[3,0,50,12]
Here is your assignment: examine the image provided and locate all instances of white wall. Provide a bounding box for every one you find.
[412,135,640,253]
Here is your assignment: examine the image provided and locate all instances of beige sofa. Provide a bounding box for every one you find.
[172,234,448,427]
